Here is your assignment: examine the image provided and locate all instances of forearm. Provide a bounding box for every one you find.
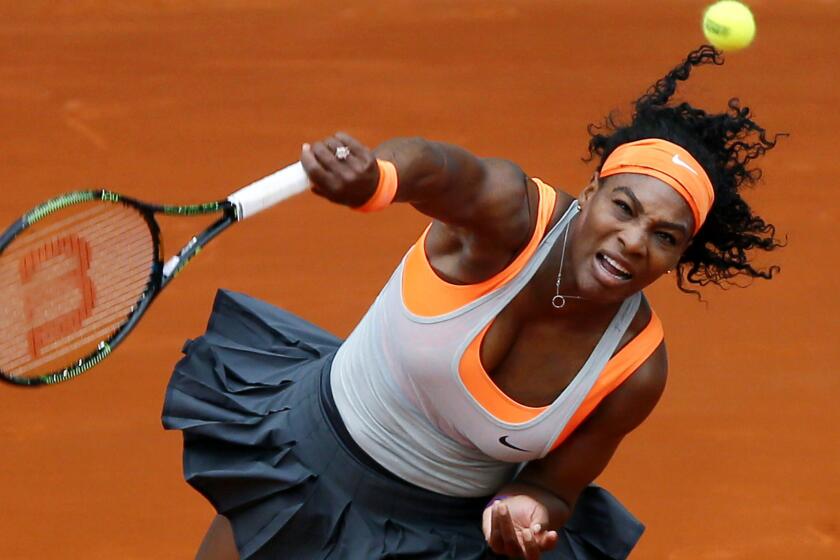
[373,137,486,219]
[302,132,522,234]
[493,481,573,531]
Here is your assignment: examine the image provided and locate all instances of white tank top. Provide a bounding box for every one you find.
[330,201,643,496]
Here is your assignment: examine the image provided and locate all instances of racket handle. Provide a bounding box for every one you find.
[227,161,311,220]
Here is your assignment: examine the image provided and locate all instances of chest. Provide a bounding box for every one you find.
[479,286,630,407]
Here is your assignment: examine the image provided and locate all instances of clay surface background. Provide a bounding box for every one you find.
[1,1,837,558]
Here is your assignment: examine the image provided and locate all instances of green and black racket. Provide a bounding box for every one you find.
[0,163,311,387]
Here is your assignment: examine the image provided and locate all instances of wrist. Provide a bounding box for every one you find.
[485,494,511,509]
[494,483,571,530]
[354,159,398,212]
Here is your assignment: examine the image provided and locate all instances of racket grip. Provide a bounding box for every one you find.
[227,161,311,220]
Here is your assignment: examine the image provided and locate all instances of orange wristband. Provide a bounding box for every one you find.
[355,159,398,213]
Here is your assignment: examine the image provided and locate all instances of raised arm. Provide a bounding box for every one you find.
[300,132,539,282]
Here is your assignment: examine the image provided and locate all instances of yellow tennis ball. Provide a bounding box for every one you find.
[703,1,756,51]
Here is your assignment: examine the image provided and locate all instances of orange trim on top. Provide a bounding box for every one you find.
[548,312,664,449]
[458,310,663,427]
[459,322,549,423]
[402,179,557,317]
[402,176,665,434]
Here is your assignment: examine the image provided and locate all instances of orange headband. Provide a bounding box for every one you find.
[599,139,714,234]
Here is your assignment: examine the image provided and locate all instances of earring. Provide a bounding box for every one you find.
[666,269,673,275]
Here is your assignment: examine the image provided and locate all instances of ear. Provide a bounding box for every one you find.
[577,171,601,208]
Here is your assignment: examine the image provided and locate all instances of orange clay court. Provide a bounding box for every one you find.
[0,1,838,558]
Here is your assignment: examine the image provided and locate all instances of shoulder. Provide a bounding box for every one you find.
[586,325,668,439]
[628,294,656,339]
[428,158,530,252]
[475,159,579,225]
[471,158,529,224]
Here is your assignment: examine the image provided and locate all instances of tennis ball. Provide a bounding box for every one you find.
[703,1,756,51]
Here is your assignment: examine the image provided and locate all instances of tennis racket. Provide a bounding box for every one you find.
[0,162,311,387]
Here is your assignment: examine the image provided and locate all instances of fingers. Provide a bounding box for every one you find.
[312,139,351,178]
[300,143,339,195]
[536,527,558,551]
[520,527,541,560]
[519,523,557,560]
[497,502,520,554]
[484,500,559,559]
[486,502,507,554]
[487,501,529,558]
[310,132,368,174]
[335,131,375,166]
[482,504,493,542]
[300,133,352,191]
[485,502,503,553]
[300,132,378,206]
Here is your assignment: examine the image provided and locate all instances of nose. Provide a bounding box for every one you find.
[618,223,646,256]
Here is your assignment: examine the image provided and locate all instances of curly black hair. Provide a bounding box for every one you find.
[586,45,784,295]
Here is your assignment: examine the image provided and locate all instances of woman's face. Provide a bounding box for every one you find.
[568,172,695,303]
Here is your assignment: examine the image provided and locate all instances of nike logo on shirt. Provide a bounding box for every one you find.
[498,435,530,452]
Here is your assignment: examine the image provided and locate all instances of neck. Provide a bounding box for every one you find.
[526,222,619,320]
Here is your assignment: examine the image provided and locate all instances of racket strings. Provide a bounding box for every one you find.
[0,202,154,379]
[0,207,147,283]
[0,277,150,372]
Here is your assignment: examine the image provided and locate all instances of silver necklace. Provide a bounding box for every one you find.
[552,221,584,309]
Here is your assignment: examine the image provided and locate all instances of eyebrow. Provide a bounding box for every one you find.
[614,186,689,236]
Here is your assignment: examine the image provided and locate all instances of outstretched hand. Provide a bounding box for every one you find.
[482,495,558,559]
[300,131,380,208]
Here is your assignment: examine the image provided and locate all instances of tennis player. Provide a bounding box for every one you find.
[162,46,782,559]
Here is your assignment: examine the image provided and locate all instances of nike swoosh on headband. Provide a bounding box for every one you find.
[498,435,530,452]
[671,153,699,176]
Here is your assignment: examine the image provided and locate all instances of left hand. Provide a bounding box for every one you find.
[482,495,558,559]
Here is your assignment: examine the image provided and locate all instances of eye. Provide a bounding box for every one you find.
[613,200,632,215]
[656,231,677,245]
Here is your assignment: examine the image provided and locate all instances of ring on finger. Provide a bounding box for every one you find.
[335,145,351,160]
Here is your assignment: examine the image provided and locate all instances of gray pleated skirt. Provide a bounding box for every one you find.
[162,290,644,559]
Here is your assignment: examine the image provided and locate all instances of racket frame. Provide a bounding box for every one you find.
[0,190,236,386]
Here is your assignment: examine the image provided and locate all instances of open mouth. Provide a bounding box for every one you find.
[596,252,632,281]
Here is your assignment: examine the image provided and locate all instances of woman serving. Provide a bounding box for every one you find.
[163,46,782,559]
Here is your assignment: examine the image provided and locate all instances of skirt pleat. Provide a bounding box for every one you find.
[163,290,643,559]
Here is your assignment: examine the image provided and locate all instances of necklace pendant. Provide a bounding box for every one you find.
[552,295,566,309]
